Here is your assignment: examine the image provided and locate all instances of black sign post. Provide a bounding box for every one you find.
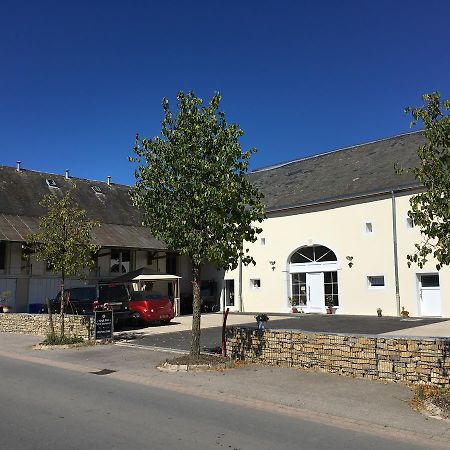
[94,310,114,340]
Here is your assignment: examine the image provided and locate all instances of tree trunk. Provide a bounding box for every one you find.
[190,263,201,356]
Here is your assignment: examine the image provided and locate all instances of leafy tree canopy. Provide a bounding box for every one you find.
[404,91,450,269]
[130,91,265,355]
[27,189,100,279]
[130,91,265,270]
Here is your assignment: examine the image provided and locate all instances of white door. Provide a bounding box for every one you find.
[306,272,325,312]
[419,274,441,317]
[224,280,236,311]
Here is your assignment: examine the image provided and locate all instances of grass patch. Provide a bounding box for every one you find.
[411,385,450,419]
[42,333,85,346]
[162,353,243,370]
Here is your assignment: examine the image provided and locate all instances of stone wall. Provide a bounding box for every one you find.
[226,328,450,387]
[0,313,93,339]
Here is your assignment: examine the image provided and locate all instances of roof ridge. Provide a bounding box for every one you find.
[0,165,130,188]
[251,130,422,174]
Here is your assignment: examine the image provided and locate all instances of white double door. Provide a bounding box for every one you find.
[299,272,325,312]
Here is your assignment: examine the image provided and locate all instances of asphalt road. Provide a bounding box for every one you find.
[131,315,447,353]
[0,355,442,450]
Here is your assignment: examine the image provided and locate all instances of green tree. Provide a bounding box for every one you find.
[27,190,99,337]
[404,91,450,269]
[130,91,265,355]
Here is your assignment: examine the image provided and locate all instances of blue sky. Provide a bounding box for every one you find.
[1,0,449,186]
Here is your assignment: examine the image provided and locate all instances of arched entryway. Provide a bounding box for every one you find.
[288,245,339,313]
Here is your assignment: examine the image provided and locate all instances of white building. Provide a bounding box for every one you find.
[222,132,449,317]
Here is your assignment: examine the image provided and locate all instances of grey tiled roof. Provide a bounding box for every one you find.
[0,167,165,249]
[248,132,424,212]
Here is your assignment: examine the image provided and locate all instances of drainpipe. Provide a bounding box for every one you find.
[391,190,401,316]
[238,254,243,312]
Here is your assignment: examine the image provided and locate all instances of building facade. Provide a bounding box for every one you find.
[222,132,449,317]
[0,165,184,311]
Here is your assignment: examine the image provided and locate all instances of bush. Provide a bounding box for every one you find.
[42,333,84,346]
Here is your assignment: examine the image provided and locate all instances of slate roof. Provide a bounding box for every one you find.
[248,131,425,212]
[0,167,165,249]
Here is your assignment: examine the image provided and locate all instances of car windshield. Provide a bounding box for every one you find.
[99,284,129,302]
[130,291,165,301]
[55,287,96,301]
[69,287,96,301]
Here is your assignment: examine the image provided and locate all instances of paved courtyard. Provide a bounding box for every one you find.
[116,313,450,353]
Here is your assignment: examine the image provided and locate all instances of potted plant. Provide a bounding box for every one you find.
[401,306,410,318]
[255,313,269,330]
[325,295,333,314]
[0,290,12,313]
[288,296,299,313]
[377,308,382,317]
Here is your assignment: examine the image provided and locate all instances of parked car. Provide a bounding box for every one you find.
[129,291,175,325]
[45,284,132,325]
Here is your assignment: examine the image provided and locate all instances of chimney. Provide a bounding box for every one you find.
[65,169,69,179]
[16,161,21,172]
[107,176,111,186]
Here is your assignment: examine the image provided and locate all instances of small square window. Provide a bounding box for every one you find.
[368,276,385,288]
[406,217,414,229]
[365,222,373,233]
[260,238,266,246]
[250,279,261,289]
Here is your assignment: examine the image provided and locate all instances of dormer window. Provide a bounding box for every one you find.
[91,186,102,194]
[46,179,58,188]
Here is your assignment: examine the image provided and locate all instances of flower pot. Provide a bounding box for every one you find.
[1,305,11,313]
[326,306,332,314]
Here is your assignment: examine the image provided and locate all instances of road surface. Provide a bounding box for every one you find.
[0,355,445,450]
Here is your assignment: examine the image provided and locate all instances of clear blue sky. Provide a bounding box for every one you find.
[1,0,449,186]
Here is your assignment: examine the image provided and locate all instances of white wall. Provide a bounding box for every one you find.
[224,191,450,317]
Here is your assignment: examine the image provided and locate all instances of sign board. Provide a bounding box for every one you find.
[94,310,114,340]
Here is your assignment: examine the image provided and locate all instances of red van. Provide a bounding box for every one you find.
[129,291,175,325]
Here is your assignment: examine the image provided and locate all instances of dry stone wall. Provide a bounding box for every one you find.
[0,313,92,339]
[226,327,450,387]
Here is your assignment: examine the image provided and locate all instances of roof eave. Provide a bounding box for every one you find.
[265,183,422,214]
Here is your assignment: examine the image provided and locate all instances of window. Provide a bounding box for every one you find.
[91,186,103,194]
[365,222,373,233]
[420,274,439,288]
[46,179,58,188]
[0,241,6,271]
[290,245,337,264]
[368,276,385,288]
[260,238,266,246]
[291,273,306,305]
[250,279,261,290]
[110,249,131,273]
[406,217,414,229]
[324,271,339,306]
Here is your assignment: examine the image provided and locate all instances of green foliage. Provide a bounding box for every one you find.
[27,189,99,337]
[42,332,84,346]
[130,91,265,270]
[404,92,450,269]
[27,189,100,278]
[130,90,265,355]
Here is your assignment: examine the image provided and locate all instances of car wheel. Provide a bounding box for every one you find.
[161,319,171,326]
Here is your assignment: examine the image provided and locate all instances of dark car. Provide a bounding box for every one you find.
[129,291,175,325]
[47,284,132,324]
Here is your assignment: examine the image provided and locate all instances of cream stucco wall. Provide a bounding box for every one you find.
[224,191,450,317]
